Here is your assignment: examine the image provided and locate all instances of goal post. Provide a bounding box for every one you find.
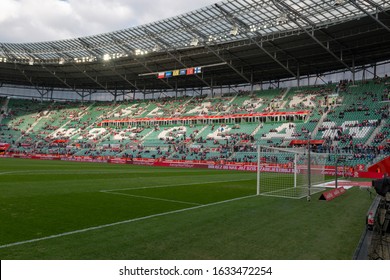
[256,145,331,199]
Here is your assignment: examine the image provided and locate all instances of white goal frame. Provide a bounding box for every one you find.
[256,144,331,199]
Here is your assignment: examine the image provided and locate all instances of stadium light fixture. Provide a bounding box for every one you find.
[152,45,161,52]
[28,58,34,66]
[230,26,239,36]
[58,58,65,65]
[276,13,288,25]
[103,54,111,61]
[333,0,345,6]
[135,49,149,56]
[190,38,199,47]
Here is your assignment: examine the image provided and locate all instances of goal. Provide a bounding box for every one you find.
[256,145,331,199]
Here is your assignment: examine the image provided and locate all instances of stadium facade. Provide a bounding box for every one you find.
[0,0,390,176]
[1,0,390,261]
[0,0,389,101]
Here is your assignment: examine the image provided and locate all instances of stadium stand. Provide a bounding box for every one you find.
[1,79,390,171]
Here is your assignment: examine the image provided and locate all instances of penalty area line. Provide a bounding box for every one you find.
[101,178,253,192]
[0,194,258,250]
[100,190,202,206]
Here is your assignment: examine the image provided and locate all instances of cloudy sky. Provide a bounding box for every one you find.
[0,0,219,43]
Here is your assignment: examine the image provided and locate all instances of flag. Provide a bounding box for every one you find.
[180,69,187,75]
[173,70,180,76]
[187,68,194,75]
[158,72,165,79]
[194,67,202,74]
[165,71,172,78]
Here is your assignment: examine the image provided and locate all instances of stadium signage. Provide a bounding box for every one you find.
[0,143,10,154]
[319,187,346,201]
[289,140,324,145]
[157,67,201,79]
[99,111,310,126]
[260,166,295,173]
[0,153,367,180]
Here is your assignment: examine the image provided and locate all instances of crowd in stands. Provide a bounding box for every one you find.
[2,77,390,168]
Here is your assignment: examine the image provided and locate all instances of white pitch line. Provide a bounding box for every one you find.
[0,170,170,175]
[101,191,202,206]
[0,194,258,250]
[100,178,253,192]
[0,171,37,175]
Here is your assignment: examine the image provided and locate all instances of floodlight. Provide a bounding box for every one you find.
[152,45,161,52]
[276,13,288,25]
[190,38,199,47]
[103,54,111,61]
[333,0,345,6]
[230,26,239,36]
[28,59,34,66]
[58,58,65,65]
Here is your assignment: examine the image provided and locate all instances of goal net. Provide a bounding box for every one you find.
[256,145,331,199]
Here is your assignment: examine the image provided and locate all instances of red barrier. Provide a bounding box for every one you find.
[367,155,390,177]
[319,187,346,201]
[0,152,384,180]
[357,171,383,179]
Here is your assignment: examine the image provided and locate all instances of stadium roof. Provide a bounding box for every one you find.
[0,0,390,95]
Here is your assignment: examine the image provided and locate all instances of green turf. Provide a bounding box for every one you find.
[0,158,374,259]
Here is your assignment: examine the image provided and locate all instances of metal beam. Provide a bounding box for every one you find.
[78,38,103,58]
[252,39,298,79]
[166,51,213,87]
[0,44,18,61]
[348,0,390,33]
[203,46,252,84]
[49,44,118,94]
[73,67,116,95]
[178,20,252,84]
[108,35,171,92]
[28,60,83,97]
[214,3,298,79]
[273,0,354,73]
[13,63,56,98]
[39,64,85,97]
[12,47,86,96]
[362,0,390,16]
[143,27,213,88]
[109,34,175,91]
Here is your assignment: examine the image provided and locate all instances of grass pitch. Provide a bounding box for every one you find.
[0,158,373,259]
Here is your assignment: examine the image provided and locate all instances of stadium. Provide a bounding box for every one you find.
[1,0,390,260]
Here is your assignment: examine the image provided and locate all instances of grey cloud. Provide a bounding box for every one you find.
[0,0,219,43]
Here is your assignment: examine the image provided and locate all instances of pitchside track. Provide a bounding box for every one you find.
[0,158,374,259]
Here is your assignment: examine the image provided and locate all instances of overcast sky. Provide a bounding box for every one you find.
[0,0,219,43]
